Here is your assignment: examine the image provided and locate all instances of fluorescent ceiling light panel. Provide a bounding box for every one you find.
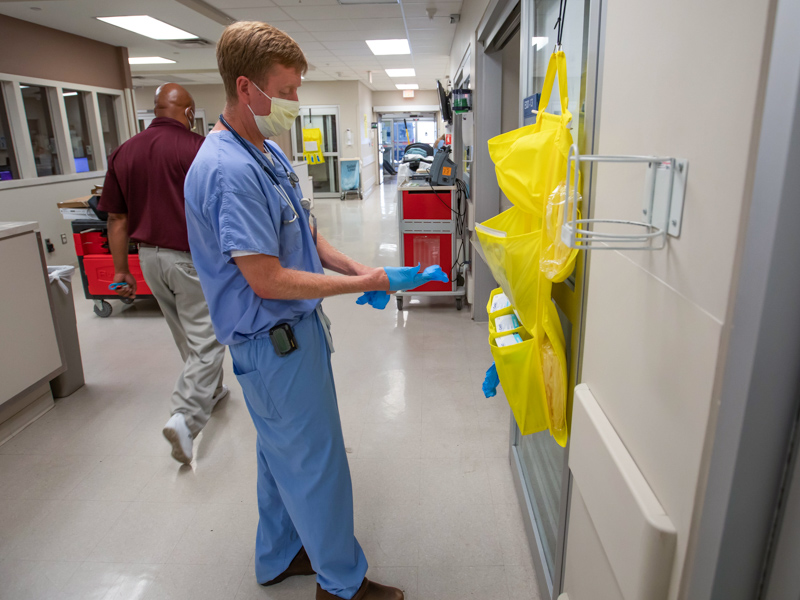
[366,39,410,55]
[338,0,397,4]
[128,56,177,65]
[62,92,79,97]
[97,16,197,40]
[385,68,415,77]
[531,36,549,50]
[395,84,418,90]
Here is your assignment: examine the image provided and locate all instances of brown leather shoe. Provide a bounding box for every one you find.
[316,578,404,600]
[261,547,315,586]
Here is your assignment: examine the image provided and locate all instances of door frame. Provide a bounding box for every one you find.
[291,104,342,198]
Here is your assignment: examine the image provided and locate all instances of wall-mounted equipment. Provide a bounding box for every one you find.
[437,80,453,125]
[452,89,473,114]
[561,145,688,251]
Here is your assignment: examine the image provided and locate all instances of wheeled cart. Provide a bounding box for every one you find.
[71,219,153,317]
[395,182,467,310]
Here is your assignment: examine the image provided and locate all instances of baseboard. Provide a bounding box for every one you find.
[0,385,55,447]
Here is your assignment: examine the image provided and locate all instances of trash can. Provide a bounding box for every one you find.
[47,266,85,398]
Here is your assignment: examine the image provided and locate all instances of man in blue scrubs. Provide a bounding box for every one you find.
[185,21,446,600]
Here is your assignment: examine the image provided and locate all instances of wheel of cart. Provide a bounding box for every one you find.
[340,158,362,201]
[396,296,403,311]
[93,299,113,318]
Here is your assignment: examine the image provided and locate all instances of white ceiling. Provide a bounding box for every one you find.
[0,0,461,90]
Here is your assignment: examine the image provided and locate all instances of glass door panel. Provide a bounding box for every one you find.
[514,0,591,588]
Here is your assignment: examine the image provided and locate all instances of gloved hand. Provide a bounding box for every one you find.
[383,263,449,291]
[482,363,500,398]
[356,290,390,310]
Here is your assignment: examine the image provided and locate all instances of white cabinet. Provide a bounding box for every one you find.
[0,222,63,443]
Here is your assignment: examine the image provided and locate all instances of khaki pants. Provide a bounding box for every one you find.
[139,246,226,436]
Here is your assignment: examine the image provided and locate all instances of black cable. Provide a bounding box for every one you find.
[554,0,568,46]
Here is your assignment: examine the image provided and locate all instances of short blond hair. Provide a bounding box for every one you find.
[217,21,308,101]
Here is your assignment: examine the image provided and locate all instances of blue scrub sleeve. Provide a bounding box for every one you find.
[217,190,281,262]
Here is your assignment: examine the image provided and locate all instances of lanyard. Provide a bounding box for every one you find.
[217,115,317,242]
[218,115,300,224]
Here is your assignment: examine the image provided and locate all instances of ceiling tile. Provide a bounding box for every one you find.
[402,2,462,19]
[405,17,457,30]
[281,4,401,20]
[226,7,293,21]
[271,0,339,5]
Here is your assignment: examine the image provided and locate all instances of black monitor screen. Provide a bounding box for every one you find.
[437,80,453,125]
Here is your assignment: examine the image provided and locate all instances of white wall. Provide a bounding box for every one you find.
[357,82,377,192]
[0,176,105,266]
[134,84,227,130]
[562,0,776,598]
[449,0,493,83]
[371,89,439,109]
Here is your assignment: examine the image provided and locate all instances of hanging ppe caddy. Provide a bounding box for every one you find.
[474,50,579,447]
[340,158,363,200]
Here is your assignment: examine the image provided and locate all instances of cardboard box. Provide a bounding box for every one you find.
[57,196,92,209]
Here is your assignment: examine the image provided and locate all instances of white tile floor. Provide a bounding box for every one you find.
[0,180,541,600]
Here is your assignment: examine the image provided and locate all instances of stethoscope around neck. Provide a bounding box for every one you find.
[218,114,310,229]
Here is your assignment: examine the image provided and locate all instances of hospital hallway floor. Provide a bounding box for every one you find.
[0,180,541,600]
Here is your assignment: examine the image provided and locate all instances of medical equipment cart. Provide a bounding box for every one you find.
[70,219,153,317]
[395,181,467,310]
[340,158,363,200]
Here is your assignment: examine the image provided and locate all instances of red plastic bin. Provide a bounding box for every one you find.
[402,190,453,220]
[82,255,152,296]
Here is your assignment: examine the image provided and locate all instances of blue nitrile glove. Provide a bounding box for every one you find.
[356,290,390,310]
[383,263,449,291]
[482,363,500,398]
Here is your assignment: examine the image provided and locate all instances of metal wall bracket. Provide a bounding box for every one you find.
[562,145,689,251]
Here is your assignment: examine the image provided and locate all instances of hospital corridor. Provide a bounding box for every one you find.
[0,183,535,599]
[1,0,800,599]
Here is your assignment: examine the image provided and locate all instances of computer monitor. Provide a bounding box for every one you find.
[74,157,89,173]
[437,80,453,126]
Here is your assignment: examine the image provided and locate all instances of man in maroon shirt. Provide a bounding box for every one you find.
[99,83,227,465]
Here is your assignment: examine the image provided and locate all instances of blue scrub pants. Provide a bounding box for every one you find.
[229,311,367,598]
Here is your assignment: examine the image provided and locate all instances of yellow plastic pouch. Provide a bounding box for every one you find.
[540,300,569,445]
[302,128,326,164]
[488,326,550,437]
[475,206,576,330]
[540,182,581,282]
[487,51,575,216]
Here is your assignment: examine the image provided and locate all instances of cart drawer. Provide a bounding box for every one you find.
[402,190,452,220]
[82,255,152,296]
[403,233,453,292]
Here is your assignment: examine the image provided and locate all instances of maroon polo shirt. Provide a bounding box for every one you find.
[98,117,205,252]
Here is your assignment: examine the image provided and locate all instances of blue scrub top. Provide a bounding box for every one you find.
[184,131,324,346]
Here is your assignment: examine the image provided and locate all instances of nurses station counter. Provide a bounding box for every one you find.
[0,222,65,444]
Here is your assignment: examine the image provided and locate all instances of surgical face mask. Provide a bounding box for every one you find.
[247,80,300,138]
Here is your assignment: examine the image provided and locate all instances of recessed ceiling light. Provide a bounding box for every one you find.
[386,68,415,77]
[395,84,418,90]
[97,16,197,40]
[338,0,397,3]
[62,91,79,97]
[366,39,410,55]
[128,57,177,65]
